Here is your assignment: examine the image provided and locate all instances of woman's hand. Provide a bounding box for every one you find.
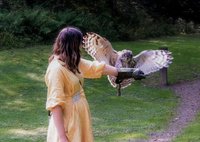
[51,106,68,142]
[60,136,68,142]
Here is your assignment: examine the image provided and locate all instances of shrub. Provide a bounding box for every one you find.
[174,18,197,34]
[0,32,24,50]
[0,9,61,41]
[0,8,195,49]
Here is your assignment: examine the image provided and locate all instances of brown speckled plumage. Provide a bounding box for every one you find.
[83,32,173,88]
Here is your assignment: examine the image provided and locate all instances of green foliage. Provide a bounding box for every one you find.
[0,32,22,50]
[175,18,197,34]
[0,8,119,48]
[0,0,26,10]
[0,9,60,40]
[0,1,199,49]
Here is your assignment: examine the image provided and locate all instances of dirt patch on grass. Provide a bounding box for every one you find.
[148,79,200,142]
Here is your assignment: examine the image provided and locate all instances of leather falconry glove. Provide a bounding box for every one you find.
[116,68,145,84]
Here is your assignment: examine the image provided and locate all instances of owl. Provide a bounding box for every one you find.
[82,32,173,89]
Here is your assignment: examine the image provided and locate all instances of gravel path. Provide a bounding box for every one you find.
[148,79,200,142]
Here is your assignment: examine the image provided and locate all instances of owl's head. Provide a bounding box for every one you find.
[120,50,133,62]
[115,50,136,68]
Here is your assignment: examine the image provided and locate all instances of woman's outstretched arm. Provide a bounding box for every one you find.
[102,64,118,76]
[102,64,145,81]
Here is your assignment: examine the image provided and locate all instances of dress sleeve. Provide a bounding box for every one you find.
[79,58,106,78]
[45,66,66,111]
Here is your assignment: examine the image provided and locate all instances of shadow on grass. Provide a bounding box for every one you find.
[0,59,48,141]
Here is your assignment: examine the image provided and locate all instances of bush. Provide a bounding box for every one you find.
[174,18,197,34]
[0,9,62,41]
[0,32,24,50]
[0,8,195,49]
[117,12,177,40]
[0,8,119,46]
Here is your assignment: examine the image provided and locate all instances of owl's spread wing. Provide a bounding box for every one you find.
[133,50,173,75]
[82,32,118,65]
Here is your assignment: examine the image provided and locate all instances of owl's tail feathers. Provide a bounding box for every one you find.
[107,75,134,89]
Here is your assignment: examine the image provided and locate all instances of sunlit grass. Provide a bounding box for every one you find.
[0,35,200,141]
[86,80,176,141]
[0,46,49,142]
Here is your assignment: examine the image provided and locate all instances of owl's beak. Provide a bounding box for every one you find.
[127,58,132,63]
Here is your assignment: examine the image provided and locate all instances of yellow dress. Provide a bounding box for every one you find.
[45,58,105,142]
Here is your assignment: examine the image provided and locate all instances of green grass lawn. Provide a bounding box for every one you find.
[0,34,200,141]
[173,113,200,142]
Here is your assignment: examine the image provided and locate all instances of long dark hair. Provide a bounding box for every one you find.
[49,26,83,73]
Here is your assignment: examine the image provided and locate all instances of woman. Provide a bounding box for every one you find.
[45,26,144,142]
